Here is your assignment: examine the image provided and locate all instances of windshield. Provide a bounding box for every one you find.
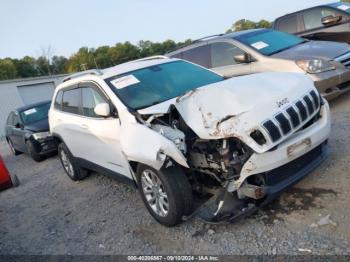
[234,29,305,56]
[105,60,224,110]
[19,102,50,125]
[329,2,350,13]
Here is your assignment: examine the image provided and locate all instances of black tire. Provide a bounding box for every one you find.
[26,140,45,162]
[58,142,88,181]
[136,163,193,227]
[7,138,21,155]
[10,174,20,187]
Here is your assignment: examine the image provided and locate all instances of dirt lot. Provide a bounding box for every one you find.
[1,92,350,255]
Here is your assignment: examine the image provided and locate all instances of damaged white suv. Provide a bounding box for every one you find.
[49,57,331,226]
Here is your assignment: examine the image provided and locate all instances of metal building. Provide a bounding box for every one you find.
[0,74,67,138]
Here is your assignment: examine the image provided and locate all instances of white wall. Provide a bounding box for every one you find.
[0,74,67,138]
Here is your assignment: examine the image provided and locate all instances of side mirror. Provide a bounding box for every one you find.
[94,103,111,117]
[15,123,22,129]
[234,53,254,64]
[322,15,342,26]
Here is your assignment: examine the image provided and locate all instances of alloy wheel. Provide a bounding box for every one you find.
[141,169,169,217]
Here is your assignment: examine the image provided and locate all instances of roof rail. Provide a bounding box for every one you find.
[192,34,225,43]
[62,69,103,82]
[166,34,224,55]
[129,55,169,63]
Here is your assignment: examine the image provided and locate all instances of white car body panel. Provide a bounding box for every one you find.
[49,58,330,195]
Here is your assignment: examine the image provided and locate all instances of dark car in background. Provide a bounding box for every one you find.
[5,101,58,162]
[274,2,350,43]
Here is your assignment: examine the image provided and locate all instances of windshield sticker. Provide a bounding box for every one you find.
[111,75,140,89]
[251,41,269,50]
[23,108,37,115]
[337,4,350,11]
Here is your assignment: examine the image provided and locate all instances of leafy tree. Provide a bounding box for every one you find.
[226,19,272,33]
[51,56,68,74]
[13,56,39,78]
[0,58,17,80]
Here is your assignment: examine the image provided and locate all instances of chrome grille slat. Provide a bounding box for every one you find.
[260,91,321,144]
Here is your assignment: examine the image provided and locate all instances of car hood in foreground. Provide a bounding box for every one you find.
[137,72,317,153]
[24,118,49,133]
[271,41,350,60]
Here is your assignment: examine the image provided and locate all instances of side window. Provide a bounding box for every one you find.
[303,7,344,30]
[13,113,21,126]
[277,15,298,34]
[62,88,81,114]
[54,91,63,110]
[182,45,210,68]
[210,42,245,68]
[6,112,14,125]
[81,87,108,118]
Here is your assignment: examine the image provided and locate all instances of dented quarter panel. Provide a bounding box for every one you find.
[120,122,189,170]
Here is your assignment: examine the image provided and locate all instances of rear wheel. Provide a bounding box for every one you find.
[136,164,193,227]
[7,138,21,155]
[58,143,88,181]
[26,140,44,162]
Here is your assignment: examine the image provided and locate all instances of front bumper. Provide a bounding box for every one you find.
[310,68,350,100]
[31,136,58,155]
[229,101,330,193]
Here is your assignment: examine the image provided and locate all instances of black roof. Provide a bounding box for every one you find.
[15,100,51,112]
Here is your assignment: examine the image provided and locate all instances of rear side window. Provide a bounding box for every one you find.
[81,87,107,118]
[210,42,245,68]
[54,91,63,110]
[62,88,81,114]
[276,15,298,34]
[182,45,210,68]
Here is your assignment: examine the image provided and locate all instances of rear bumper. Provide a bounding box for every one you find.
[311,68,350,100]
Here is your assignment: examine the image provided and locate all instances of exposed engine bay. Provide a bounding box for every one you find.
[136,108,259,223]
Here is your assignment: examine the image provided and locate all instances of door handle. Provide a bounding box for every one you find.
[80,124,89,129]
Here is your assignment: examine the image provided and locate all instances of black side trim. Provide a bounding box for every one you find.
[76,158,137,188]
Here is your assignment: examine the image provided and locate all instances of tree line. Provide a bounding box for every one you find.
[0,19,271,81]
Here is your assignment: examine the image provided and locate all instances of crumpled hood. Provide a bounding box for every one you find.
[272,41,350,60]
[138,72,317,153]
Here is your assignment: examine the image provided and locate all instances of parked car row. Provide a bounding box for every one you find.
[3,2,350,226]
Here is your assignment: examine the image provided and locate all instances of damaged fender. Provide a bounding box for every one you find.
[120,122,189,170]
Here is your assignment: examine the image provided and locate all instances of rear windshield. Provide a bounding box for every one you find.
[105,60,223,110]
[234,29,306,56]
[19,102,51,125]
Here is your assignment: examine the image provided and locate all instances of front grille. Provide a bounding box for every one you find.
[260,90,320,144]
[275,113,291,135]
[262,143,324,186]
[310,90,320,109]
[286,107,300,128]
[262,120,281,142]
[303,95,314,115]
[295,101,308,121]
[335,52,350,67]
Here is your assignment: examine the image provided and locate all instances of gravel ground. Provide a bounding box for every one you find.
[1,92,350,255]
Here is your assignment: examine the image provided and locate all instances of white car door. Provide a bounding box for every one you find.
[76,82,131,179]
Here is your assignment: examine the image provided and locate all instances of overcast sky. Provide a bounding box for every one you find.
[0,0,334,59]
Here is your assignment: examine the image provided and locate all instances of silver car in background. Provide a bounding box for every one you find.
[167,29,350,100]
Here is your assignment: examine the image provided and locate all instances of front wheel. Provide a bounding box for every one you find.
[136,164,193,227]
[58,143,88,181]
